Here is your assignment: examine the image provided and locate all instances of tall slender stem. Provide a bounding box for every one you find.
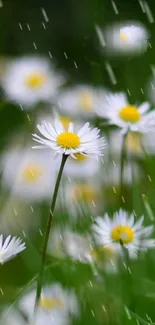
[34,154,68,311]
[120,131,128,204]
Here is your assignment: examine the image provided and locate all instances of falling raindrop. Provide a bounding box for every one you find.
[41,7,49,22]
[26,23,31,31]
[48,51,52,59]
[124,306,132,320]
[95,25,105,47]
[33,42,37,50]
[64,52,68,59]
[42,22,46,29]
[105,61,117,85]
[91,310,95,317]
[18,23,23,30]
[138,0,145,12]
[13,208,17,216]
[111,1,119,14]
[73,61,78,69]
[39,229,43,236]
[112,186,116,194]
[144,1,154,23]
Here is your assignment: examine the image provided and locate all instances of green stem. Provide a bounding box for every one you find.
[119,132,128,204]
[34,154,68,312]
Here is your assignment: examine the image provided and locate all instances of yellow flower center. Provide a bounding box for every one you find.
[25,73,46,88]
[57,132,80,149]
[40,297,64,309]
[90,246,114,262]
[22,163,43,182]
[120,31,128,42]
[119,105,141,123]
[125,132,142,154]
[111,225,134,244]
[59,116,72,130]
[72,184,97,202]
[74,153,87,161]
[79,92,93,111]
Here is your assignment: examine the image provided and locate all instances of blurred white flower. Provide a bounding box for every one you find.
[64,153,100,178]
[92,209,155,258]
[48,227,117,272]
[1,57,64,107]
[61,180,103,216]
[56,85,106,118]
[0,234,26,264]
[48,227,91,262]
[1,147,56,201]
[1,308,25,325]
[107,129,155,158]
[103,161,140,186]
[103,22,148,55]
[33,120,106,158]
[19,284,79,325]
[96,92,155,133]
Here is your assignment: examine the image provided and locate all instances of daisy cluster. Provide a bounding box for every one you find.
[1,16,155,325]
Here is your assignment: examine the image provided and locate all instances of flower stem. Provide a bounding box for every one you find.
[34,154,68,312]
[119,132,128,204]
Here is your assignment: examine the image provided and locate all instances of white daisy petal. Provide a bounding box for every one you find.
[0,235,26,264]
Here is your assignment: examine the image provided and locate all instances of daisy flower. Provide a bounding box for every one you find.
[103,161,140,186]
[64,152,100,178]
[103,22,148,55]
[32,120,106,158]
[1,147,56,201]
[1,308,26,325]
[96,92,155,133]
[0,234,26,264]
[61,180,103,216]
[56,85,106,118]
[107,129,155,158]
[92,209,155,257]
[48,227,117,272]
[1,57,64,108]
[48,227,92,263]
[19,284,79,325]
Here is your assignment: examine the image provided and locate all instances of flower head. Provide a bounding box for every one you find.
[32,120,106,158]
[106,129,155,158]
[92,209,155,258]
[103,22,148,55]
[48,227,92,263]
[64,151,101,178]
[96,92,155,133]
[56,85,105,118]
[0,235,26,264]
[19,284,79,325]
[61,180,102,216]
[1,148,56,201]
[1,57,64,108]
